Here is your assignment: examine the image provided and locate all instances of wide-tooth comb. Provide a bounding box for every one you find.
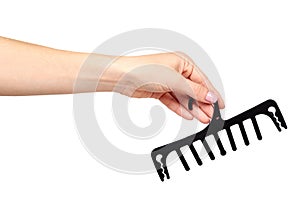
[151,99,287,182]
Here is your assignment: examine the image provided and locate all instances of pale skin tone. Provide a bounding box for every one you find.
[0,36,224,123]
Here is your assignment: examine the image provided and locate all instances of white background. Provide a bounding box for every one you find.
[0,0,299,198]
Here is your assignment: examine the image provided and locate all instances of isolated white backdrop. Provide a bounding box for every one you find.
[0,0,299,198]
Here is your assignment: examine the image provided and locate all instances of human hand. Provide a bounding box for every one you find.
[100,52,224,123]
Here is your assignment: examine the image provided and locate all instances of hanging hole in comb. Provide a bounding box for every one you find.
[268,106,276,115]
[156,154,163,162]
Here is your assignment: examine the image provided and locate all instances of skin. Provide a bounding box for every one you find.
[0,36,224,123]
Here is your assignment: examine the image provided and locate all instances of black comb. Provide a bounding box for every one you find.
[151,99,287,181]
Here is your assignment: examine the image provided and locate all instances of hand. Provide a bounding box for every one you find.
[101,52,225,123]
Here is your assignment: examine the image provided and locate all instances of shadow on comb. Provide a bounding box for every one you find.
[151,99,287,182]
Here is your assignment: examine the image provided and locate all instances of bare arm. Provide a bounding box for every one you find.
[0,36,224,122]
[0,37,88,95]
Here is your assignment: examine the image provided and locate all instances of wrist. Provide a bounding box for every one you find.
[95,55,130,92]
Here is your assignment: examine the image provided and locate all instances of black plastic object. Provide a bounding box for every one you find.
[151,99,287,182]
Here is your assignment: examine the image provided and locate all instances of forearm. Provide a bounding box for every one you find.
[0,37,83,95]
[0,37,121,96]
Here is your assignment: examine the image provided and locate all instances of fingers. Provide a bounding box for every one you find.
[197,102,214,118]
[176,53,225,108]
[186,101,210,123]
[170,93,211,123]
[189,66,225,108]
[188,97,213,117]
[129,90,213,123]
[206,81,225,109]
[180,79,218,104]
[159,93,194,120]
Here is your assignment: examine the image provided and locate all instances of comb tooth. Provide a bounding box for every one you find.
[239,122,250,146]
[157,166,170,181]
[157,168,166,182]
[161,157,170,179]
[202,140,215,160]
[163,166,170,179]
[251,117,262,140]
[176,150,190,171]
[189,144,202,166]
[226,127,237,151]
[214,134,226,156]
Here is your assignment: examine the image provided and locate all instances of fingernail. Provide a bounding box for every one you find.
[205,91,218,103]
